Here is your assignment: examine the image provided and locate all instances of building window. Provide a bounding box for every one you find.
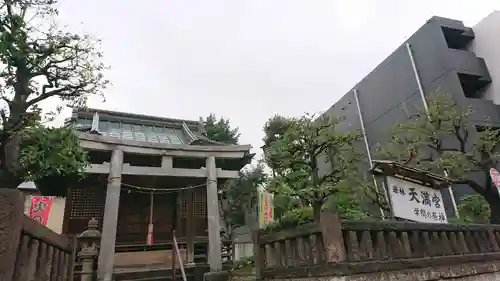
[458,73,489,99]
[441,27,472,50]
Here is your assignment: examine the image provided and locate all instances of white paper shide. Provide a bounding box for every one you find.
[386,176,447,224]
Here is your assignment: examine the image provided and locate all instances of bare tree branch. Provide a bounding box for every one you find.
[0,0,108,187]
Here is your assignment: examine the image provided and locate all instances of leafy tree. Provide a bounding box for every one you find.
[20,125,88,195]
[266,113,360,221]
[219,162,268,239]
[376,90,500,223]
[262,114,293,176]
[202,113,241,144]
[262,115,310,219]
[0,0,107,190]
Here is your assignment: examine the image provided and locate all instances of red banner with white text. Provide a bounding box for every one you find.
[29,196,55,225]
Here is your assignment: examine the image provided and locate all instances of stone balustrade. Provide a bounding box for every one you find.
[255,210,500,281]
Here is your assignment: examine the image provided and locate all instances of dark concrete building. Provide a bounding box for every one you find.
[320,12,500,217]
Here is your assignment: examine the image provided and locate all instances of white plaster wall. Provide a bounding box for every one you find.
[468,11,500,105]
[47,197,66,234]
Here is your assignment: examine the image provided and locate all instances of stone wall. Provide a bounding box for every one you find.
[268,262,500,281]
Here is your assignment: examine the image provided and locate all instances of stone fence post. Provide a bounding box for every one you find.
[319,210,346,262]
[78,218,101,281]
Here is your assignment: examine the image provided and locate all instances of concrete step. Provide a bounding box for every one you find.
[114,268,192,281]
[115,274,192,281]
[116,277,186,281]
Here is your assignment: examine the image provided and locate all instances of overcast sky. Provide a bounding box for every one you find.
[53,0,499,160]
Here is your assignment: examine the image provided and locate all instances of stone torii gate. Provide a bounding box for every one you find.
[74,127,251,281]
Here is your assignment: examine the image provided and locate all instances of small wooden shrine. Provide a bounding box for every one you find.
[62,108,252,281]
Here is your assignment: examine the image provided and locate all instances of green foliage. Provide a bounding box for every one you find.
[0,0,108,113]
[220,163,268,237]
[265,113,361,220]
[376,90,477,178]
[337,206,371,220]
[456,194,490,224]
[375,90,500,223]
[327,179,372,220]
[280,207,315,227]
[446,215,483,225]
[0,0,107,188]
[262,115,294,173]
[263,115,294,147]
[20,126,88,181]
[446,216,467,225]
[355,176,390,215]
[272,192,302,219]
[262,202,369,233]
[263,207,314,232]
[202,114,241,144]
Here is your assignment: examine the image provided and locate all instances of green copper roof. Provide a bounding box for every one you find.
[98,121,187,144]
[74,114,189,144]
[71,109,229,146]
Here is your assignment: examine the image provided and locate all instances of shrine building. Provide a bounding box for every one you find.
[62,107,252,281]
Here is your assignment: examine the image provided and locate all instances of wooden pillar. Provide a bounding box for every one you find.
[97,149,123,281]
[186,189,195,265]
[206,156,222,271]
[62,187,73,234]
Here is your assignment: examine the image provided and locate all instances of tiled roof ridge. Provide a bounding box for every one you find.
[72,107,201,126]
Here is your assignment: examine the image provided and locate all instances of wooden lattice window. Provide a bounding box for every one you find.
[178,188,207,217]
[69,186,106,220]
[179,191,188,217]
[193,188,206,217]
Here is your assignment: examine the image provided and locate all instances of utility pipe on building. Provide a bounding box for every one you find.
[405,42,460,218]
[353,88,389,219]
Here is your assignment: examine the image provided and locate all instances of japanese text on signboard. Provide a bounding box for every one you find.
[258,191,274,227]
[28,196,55,225]
[387,177,447,223]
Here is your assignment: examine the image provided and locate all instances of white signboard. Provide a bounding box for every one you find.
[387,176,447,224]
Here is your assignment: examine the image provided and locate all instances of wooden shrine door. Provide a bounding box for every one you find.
[178,188,208,239]
[116,191,149,245]
[152,193,177,243]
[116,190,177,245]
